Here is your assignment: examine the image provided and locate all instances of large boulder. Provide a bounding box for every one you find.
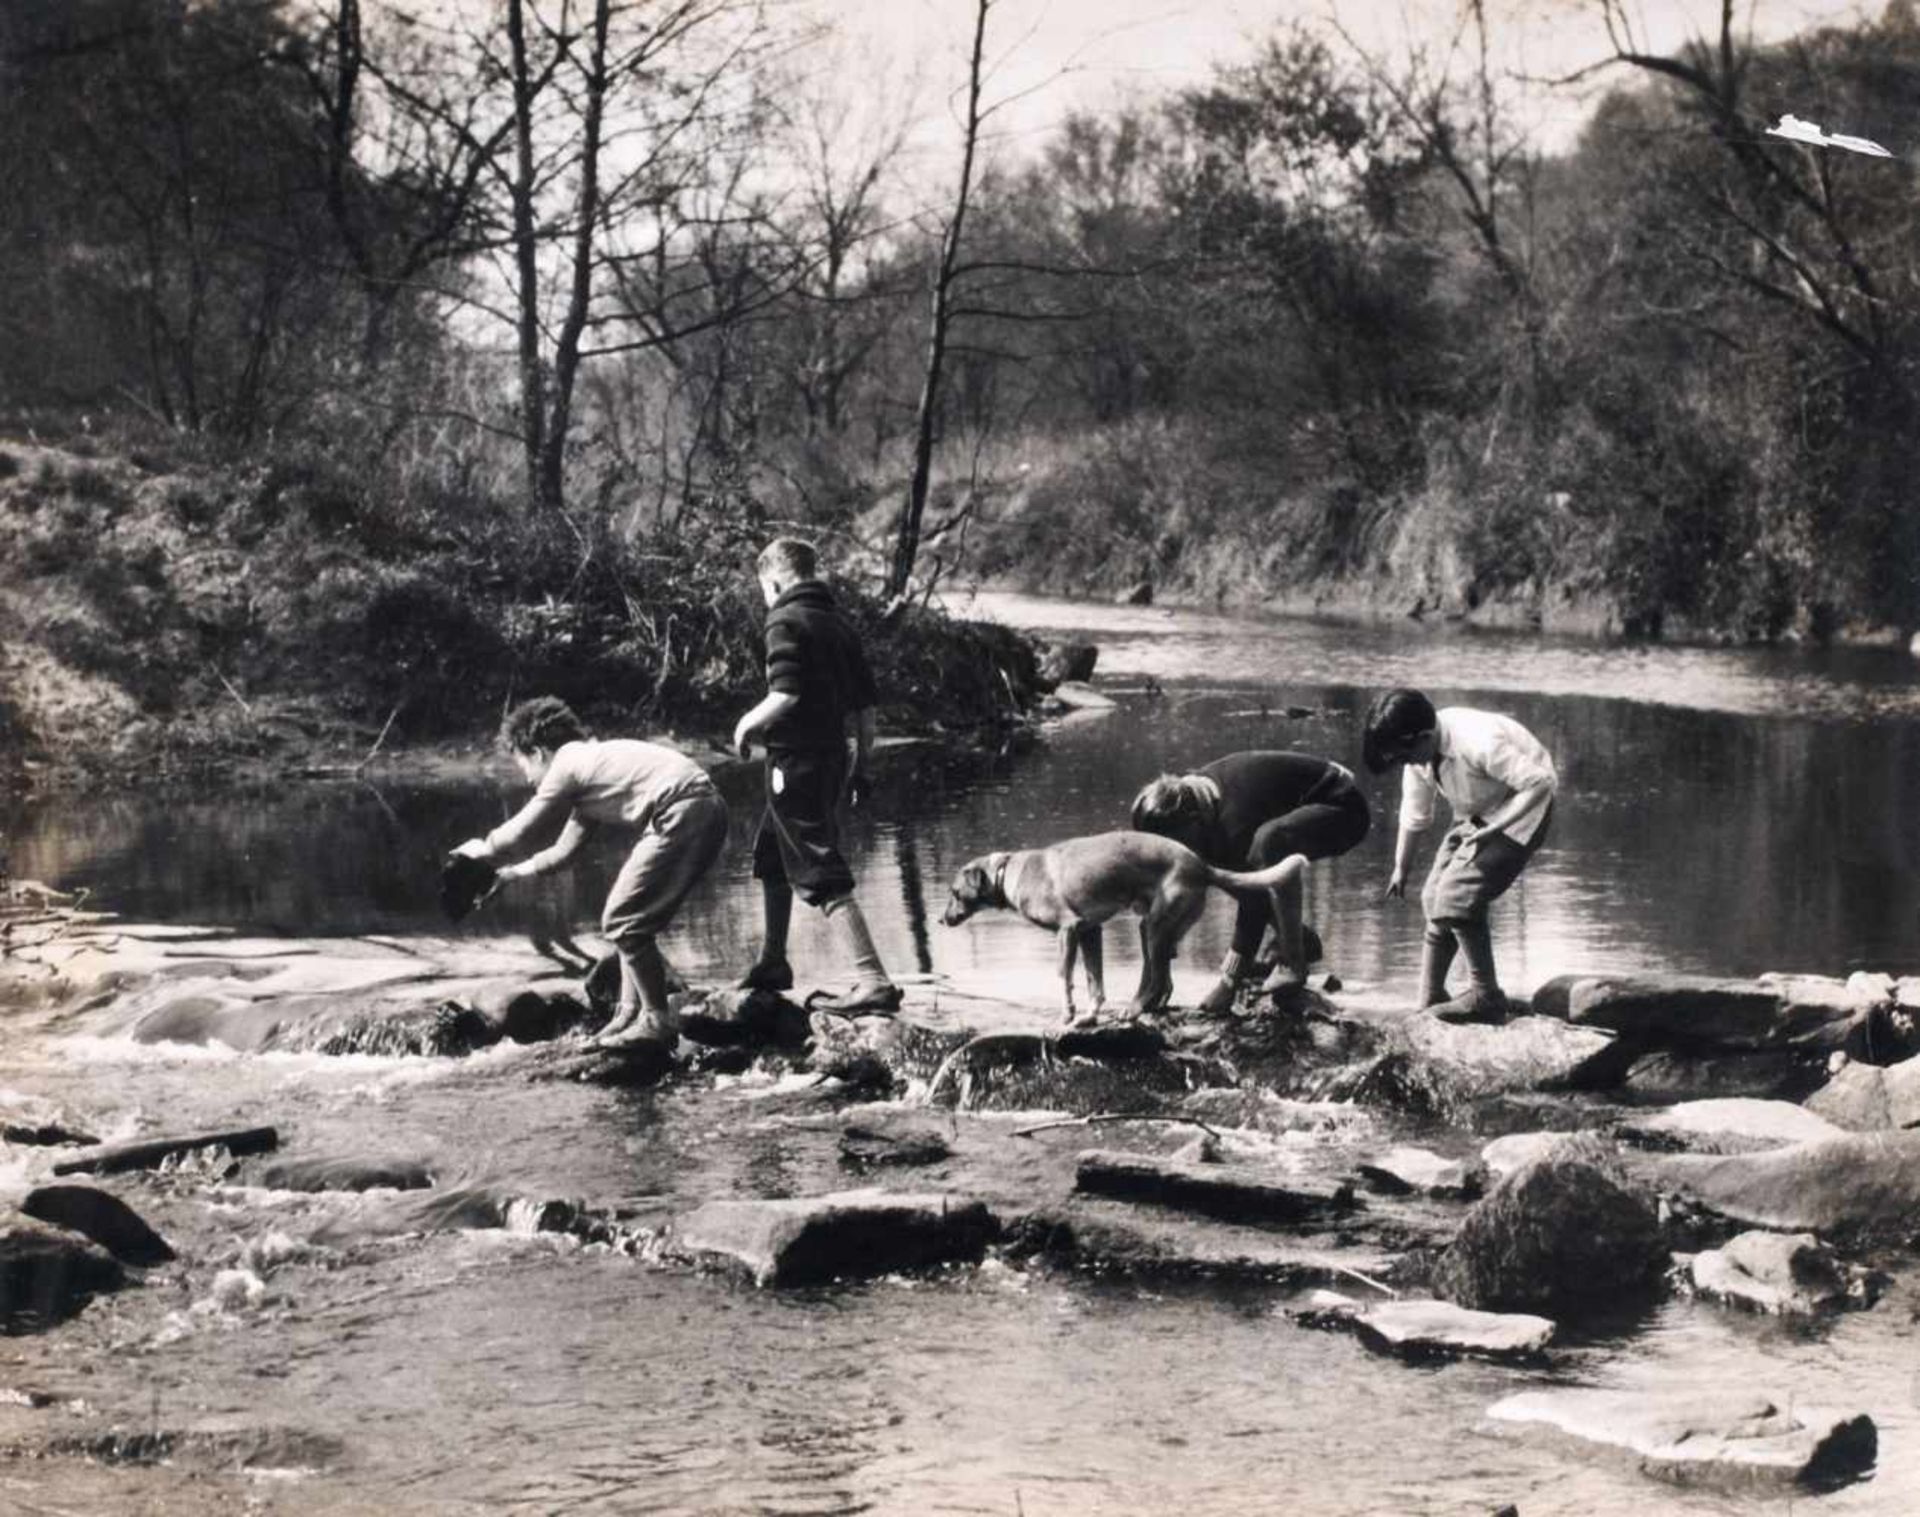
[1617,1099,1845,1155]
[1805,1053,1920,1132]
[668,1189,998,1287]
[1430,1137,1666,1319]
[20,1185,174,1266]
[1487,1388,1876,1492]
[1635,1130,1920,1241]
[1,1213,126,1329]
[1689,1231,1858,1315]
[1532,972,1886,1053]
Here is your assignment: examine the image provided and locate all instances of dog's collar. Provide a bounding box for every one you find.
[990,853,1013,904]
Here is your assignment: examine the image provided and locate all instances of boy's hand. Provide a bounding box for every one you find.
[731,717,755,759]
[1384,868,1406,899]
[453,838,492,860]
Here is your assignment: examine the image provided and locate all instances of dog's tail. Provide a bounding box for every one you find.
[1203,854,1307,896]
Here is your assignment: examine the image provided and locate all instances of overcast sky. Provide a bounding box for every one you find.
[792,0,1884,178]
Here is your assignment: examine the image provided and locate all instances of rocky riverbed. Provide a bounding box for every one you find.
[6,898,1920,1508]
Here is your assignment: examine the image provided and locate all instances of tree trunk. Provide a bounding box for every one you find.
[506,0,546,507]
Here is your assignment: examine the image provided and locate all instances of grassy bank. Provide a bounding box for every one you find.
[0,435,1046,793]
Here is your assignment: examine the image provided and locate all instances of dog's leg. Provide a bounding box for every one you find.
[1080,925,1106,1016]
[1056,925,1084,1025]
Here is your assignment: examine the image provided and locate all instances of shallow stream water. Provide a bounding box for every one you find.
[4,592,1920,1515]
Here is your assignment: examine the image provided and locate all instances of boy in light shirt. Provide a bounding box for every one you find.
[455,697,729,1052]
[1362,688,1557,1019]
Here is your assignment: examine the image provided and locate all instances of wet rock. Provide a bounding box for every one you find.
[1634,1130,1920,1242]
[1038,641,1099,687]
[1689,1231,1856,1315]
[0,1213,125,1329]
[314,1185,586,1242]
[253,1156,436,1193]
[1532,972,1880,1053]
[1356,1146,1485,1200]
[838,1123,953,1174]
[1486,1388,1876,1492]
[1617,1098,1845,1155]
[668,1189,998,1287]
[925,1030,1226,1114]
[1,1109,99,1147]
[52,1125,278,1177]
[467,980,593,1044]
[1431,1137,1666,1319]
[1314,1295,1556,1363]
[1479,1132,1577,1180]
[681,988,811,1049]
[1617,1047,1827,1104]
[545,1038,677,1089]
[1073,1149,1359,1227]
[1345,1014,1623,1119]
[1181,1088,1377,1140]
[1004,1207,1402,1285]
[1805,1052,1920,1132]
[19,1185,173,1266]
[809,1013,968,1091]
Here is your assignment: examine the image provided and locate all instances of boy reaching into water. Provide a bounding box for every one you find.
[1130,750,1371,1014]
[1362,689,1557,1020]
[731,537,902,1015]
[454,697,729,1052]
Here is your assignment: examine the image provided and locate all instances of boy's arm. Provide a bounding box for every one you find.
[1385,765,1433,897]
[499,817,587,880]
[1467,721,1557,845]
[733,691,800,758]
[456,792,567,862]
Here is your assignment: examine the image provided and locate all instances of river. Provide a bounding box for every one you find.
[2,591,1918,1515]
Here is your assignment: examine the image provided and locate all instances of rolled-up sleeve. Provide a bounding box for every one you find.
[486,750,577,857]
[1399,764,1438,833]
[1482,722,1558,797]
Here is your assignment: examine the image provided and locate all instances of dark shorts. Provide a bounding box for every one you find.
[750,746,854,907]
[1244,786,1372,867]
[601,781,729,947]
[1422,804,1553,926]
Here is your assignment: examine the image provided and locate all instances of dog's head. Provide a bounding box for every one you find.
[941,852,1010,926]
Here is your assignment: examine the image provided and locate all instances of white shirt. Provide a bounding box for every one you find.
[1399,708,1557,844]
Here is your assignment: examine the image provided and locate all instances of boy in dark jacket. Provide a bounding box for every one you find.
[730,538,902,1014]
[1131,750,1371,1014]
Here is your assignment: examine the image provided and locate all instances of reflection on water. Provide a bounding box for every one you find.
[5,593,1920,1515]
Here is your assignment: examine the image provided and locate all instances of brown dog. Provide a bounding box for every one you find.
[941,831,1306,1025]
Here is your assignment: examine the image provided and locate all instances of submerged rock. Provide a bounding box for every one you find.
[1486,1388,1876,1492]
[1689,1231,1857,1315]
[1615,1047,1828,1104]
[1635,1130,1920,1242]
[837,1122,953,1174]
[1430,1138,1666,1319]
[1617,1098,1845,1155]
[0,1213,125,1330]
[1073,1148,1358,1227]
[20,1185,173,1266]
[668,1189,998,1287]
[253,1156,436,1193]
[1004,1207,1401,1286]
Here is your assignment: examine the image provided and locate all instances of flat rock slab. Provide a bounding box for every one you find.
[1487,1388,1876,1492]
[1690,1230,1852,1315]
[669,1189,998,1287]
[1371,1014,1623,1113]
[1356,1145,1484,1199]
[1011,1206,1401,1285]
[1357,1298,1554,1361]
[1074,1149,1358,1227]
[1533,973,1873,1052]
[1806,1055,1920,1132]
[1636,1130,1920,1238]
[1617,1098,1846,1155]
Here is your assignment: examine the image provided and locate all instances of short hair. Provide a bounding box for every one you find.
[500,695,588,756]
[1361,688,1438,774]
[756,536,817,582]
[1129,773,1218,835]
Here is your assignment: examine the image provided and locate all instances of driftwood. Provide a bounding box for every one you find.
[52,1126,279,1176]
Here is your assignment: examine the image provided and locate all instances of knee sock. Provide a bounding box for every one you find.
[822,896,891,986]
[1419,924,1457,1007]
[758,879,794,965]
[1452,918,1500,995]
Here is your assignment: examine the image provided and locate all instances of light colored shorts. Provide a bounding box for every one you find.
[601,781,729,946]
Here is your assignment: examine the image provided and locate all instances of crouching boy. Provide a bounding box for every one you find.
[455,697,729,1050]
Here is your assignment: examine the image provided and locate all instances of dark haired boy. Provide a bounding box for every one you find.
[455,696,729,1050]
[1131,750,1371,1014]
[730,537,902,1014]
[1362,688,1556,1018]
